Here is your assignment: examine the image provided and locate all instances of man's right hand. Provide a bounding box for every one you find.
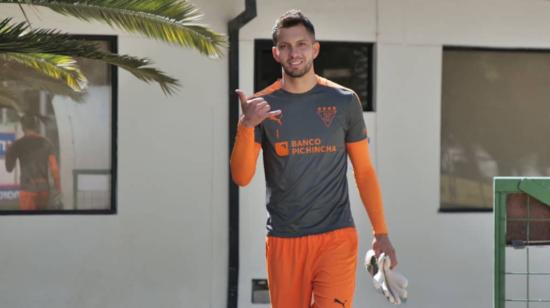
[236,89,282,127]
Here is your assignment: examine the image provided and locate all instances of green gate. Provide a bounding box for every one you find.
[494,177,550,308]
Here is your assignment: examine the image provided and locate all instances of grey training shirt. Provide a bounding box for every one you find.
[254,76,368,237]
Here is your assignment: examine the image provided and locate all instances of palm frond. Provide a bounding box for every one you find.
[8,0,201,20]
[1,0,227,58]
[101,54,180,95]
[0,18,104,55]
[0,60,86,102]
[0,18,180,94]
[0,52,88,91]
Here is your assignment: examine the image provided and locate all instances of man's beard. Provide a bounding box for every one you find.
[282,60,313,78]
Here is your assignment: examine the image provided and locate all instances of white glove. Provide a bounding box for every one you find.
[365,249,408,305]
[365,250,395,303]
[380,252,408,304]
[49,190,63,209]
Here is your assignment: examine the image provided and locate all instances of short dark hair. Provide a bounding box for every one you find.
[21,115,39,131]
[272,9,315,45]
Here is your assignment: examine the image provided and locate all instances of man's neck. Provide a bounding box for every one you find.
[280,70,318,94]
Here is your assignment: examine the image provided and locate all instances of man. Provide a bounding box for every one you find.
[230,9,397,308]
[5,115,61,210]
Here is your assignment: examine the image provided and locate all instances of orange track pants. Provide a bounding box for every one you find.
[19,191,49,210]
[266,227,358,308]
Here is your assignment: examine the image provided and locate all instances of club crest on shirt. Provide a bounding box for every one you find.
[317,106,337,127]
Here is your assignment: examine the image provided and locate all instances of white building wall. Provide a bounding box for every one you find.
[1,1,550,308]
[0,1,237,307]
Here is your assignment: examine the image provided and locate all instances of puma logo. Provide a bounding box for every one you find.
[334,298,347,307]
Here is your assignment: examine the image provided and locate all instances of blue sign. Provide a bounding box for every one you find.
[0,133,16,157]
[0,188,18,201]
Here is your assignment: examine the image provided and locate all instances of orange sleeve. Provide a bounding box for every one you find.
[346,139,388,235]
[230,119,261,186]
[48,154,61,192]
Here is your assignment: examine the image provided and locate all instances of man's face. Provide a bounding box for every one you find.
[272,24,320,78]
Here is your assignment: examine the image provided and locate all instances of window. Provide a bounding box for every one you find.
[0,35,117,214]
[440,47,550,211]
[254,40,374,111]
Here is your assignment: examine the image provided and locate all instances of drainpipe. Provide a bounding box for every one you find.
[227,1,257,307]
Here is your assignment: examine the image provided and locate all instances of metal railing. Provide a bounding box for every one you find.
[494,177,550,308]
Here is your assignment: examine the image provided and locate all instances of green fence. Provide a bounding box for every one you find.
[494,177,550,308]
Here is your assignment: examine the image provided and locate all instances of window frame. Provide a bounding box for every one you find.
[439,45,550,213]
[0,34,118,215]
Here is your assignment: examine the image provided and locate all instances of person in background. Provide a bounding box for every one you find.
[5,115,61,210]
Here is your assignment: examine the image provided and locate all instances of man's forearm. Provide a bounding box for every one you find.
[230,119,261,186]
[346,139,388,235]
[5,148,15,172]
[48,155,61,192]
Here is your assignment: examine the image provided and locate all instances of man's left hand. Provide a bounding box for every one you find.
[372,234,397,268]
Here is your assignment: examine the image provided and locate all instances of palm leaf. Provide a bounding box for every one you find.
[20,0,202,22]
[0,52,88,91]
[1,0,226,58]
[100,54,179,95]
[0,60,86,102]
[0,18,180,94]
